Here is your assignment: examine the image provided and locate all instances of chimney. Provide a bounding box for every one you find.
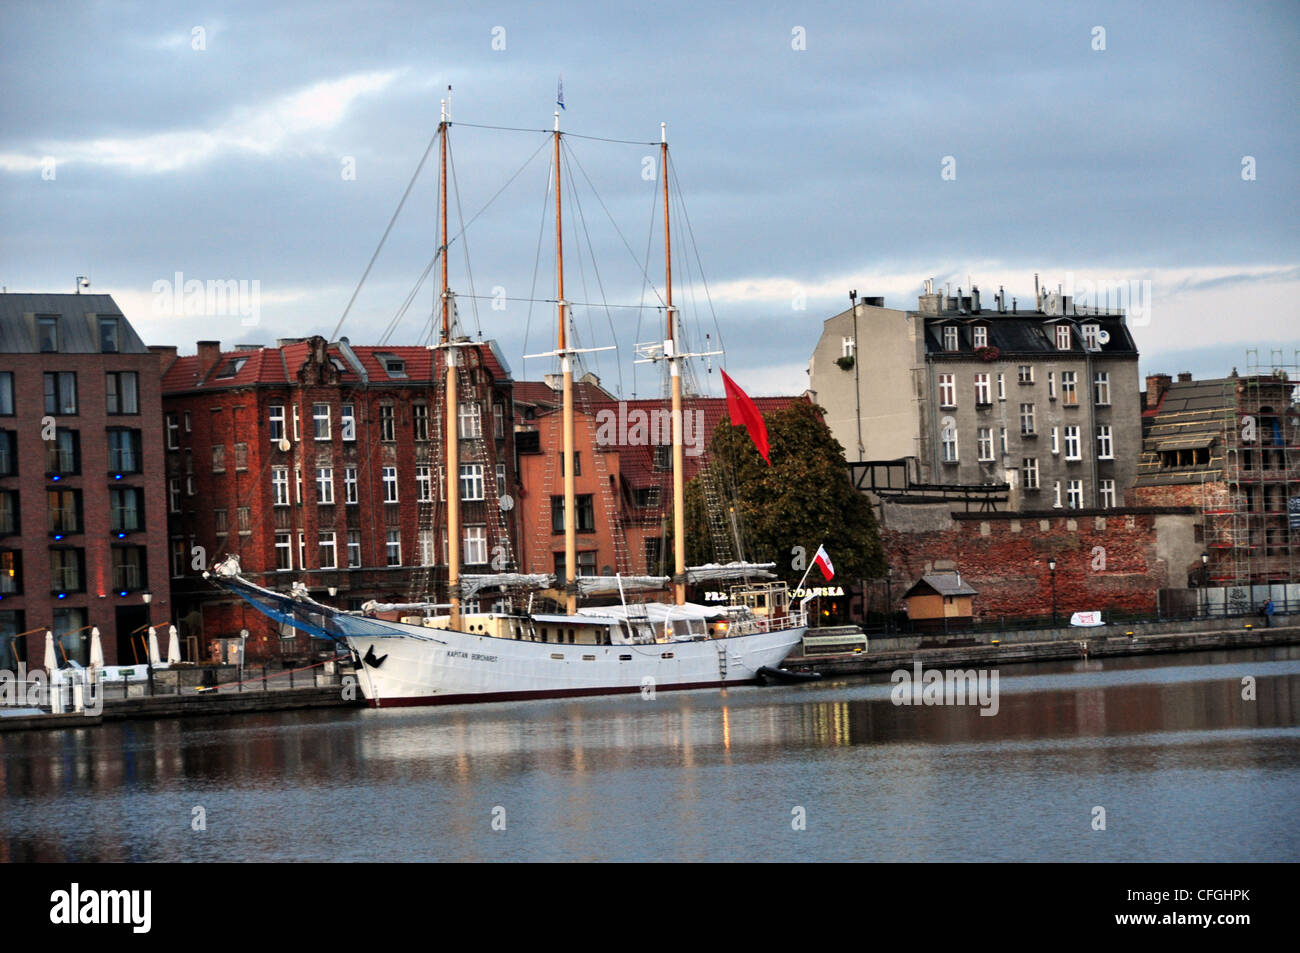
[196,340,222,379]
[149,344,178,377]
[1145,373,1172,409]
[1177,371,1193,383]
[970,285,981,312]
[544,373,562,392]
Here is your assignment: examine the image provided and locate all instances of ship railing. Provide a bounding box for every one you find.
[723,608,807,638]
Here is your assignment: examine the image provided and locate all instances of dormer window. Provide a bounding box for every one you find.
[972,325,988,348]
[943,326,959,351]
[377,354,407,378]
[1082,324,1100,350]
[214,357,248,379]
[1054,324,1072,350]
[98,317,120,353]
[37,316,59,352]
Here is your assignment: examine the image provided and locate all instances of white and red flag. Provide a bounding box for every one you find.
[813,545,835,581]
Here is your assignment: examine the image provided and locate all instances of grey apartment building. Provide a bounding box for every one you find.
[808,282,1142,510]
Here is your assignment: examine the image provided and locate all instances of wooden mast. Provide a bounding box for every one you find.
[556,110,577,614]
[441,97,461,629]
[663,123,686,606]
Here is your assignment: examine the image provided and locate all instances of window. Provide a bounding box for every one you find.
[1000,427,1008,455]
[559,452,582,476]
[214,357,247,379]
[170,539,186,578]
[418,529,436,566]
[997,373,1006,401]
[1097,425,1113,460]
[943,326,959,351]
[379,404,395,442]
[49,548,84,593]
[974,373,991,405]
[1051,427,1060,455]
[347,531,362,568]
[1064,426,1081,460]
[105,372,139,414]
[460,464,485,501]
[941,425,958,463]
[417,465,433,502]
[1047,371,1056,399]
[1061,371,1077,406]
[43,372,77,415]
[653,445,671,471]
[234,442,248,470]
[381,355,407,378]
[841,336,856,358]
[313,403,331,440]
[275,532,293,571]
[341,404,356,441]
[168,478,182,513]
[1054,324,1071,350]
[1017,364,1034,384]
[237,506,251,533]
[493,404,505,440]
[213,507,227,536]
[184,411,191,433]
[938,373,956,408]
[317,467,334,504]
[319,531,337,570]
[0,431,15,476]
[1082,324,1100,350]
[1066,480,1083,509]
[107,429,141,472]
[269,405,285,442]
[344,467,359,504]
[1023,457,1039,490]
[298,531,306,570]
[98,317,120,353]
[0,552,21,594]
[1053,480,1062,508]
[463,526,487,565]
[382,466,398,503]
[551,495,596,533]
[294,466,303,504]
[496,463,507,497]
[212,444,225,472]
[972,326,987,348]
[0,490,17,535]
[458,401,482,439]
[111,546,147,591]
[291,406,300,441]
[386,530,402,566]
[272,467,289,506]
[977,428,994,461]
[413,403,429,441]
[165,413,179,450]
[37,316,59,352]
[110,488,144,532]
[1019,403,1036,435]
[48,489,82,534]
[1099,479,1116,509]
[46,429,80,475]
[0,372,13,415]
[1094,372,1110,406]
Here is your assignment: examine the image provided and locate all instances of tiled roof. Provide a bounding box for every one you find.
[1132,378,1234,487]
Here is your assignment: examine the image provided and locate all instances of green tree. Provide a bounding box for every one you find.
[680,400,885,584]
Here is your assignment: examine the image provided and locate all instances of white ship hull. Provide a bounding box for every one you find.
[337,616,805,707]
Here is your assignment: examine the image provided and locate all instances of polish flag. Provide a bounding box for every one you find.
[720,368,771,465]
[813,545,835,581]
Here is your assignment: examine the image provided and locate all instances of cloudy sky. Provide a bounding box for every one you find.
[2,0,1297,397]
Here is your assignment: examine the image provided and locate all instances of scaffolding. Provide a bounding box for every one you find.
[1205,348,1300,589]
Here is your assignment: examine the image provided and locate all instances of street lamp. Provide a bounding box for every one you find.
[1048,557,1058,626]
[885,567,893,634]
[239,628,249,687]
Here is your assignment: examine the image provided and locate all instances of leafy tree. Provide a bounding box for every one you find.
[679,400,885,584]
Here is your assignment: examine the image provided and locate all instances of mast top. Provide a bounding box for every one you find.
[554,109,560,132]
[440,99,447,123]
[661,121,666,143]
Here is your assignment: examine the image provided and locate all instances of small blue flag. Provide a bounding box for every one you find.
[557,77,565,110]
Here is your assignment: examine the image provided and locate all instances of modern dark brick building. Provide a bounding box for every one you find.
[158,334,518,661]
[0,293,170,668]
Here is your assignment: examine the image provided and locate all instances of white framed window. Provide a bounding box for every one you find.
[344,466,358,504]
[418,529,436,566]
[166,414,180,450]
[1053,480,1063,508]
[1094,371,1110,406]
[1061,371,1078,406]
[974,373,991,405]
[382,466,398,503]
[386,529,401,566]
[841,336,855,358]
[379,404,395,442]
[416,465,432,502]
[268,404,285,442]
[1055,324,1072,350]
[347,530,362,568]
[413,403,430,441]
[941,425,958,463]
[977,427,994,461]
[493,404,505,440]
[313,403,331,440]
[999,427,1008,455]
[1083,324,1100,350]
[943,326,959,351]
[496,463,507,497]
[272,467,289,506]
[1048,371,1056,399]
[170,538,186,577]
[316,467,334,504]
[463,526,488,565]
[184,411,191,433]
[275,532,292,571]
[1097,425,1113,459]
[341,403,356,441]
[291,405,300,441]
[1064,425,1081,460]
[460,463,484,501]
[437,465,446,501]
[294,466,303,504]
[1017,364,1034,384]
[298,530,306,570]
[1019,403,1035,435]
[972,325,988,348]
[1066,479,1083,509]
[319,531,337,569]
[1099,479,1116,509]
[1023,457,1039,490]
[1051,427,1060,455]
[997,373,1006,400]
[938,373,956,408]
[458,401,482,439]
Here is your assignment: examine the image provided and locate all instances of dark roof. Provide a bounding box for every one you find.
[1132,377,1233,486]
[903,573,978,598]
[925,312,1137,358]
[0,292,148,354]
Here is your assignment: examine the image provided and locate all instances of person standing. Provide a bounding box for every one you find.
[1264,598,1275,627]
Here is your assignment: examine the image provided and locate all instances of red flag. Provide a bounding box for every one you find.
[720,368,771,465]
[813,545,835,581]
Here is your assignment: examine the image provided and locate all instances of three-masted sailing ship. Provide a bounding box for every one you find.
[207,98,807,706]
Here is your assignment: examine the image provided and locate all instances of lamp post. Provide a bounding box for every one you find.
[1201,553,1210,616]
[1048,557,1058,626]
[885,567,893,634]
[239,628,249,690]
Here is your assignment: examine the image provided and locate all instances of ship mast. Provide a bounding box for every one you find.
[663,124,687,606]
[556,110,578,614]
[440,97,462,629]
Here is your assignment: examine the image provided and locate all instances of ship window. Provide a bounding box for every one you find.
[619,654,632,661]
[582,654,595,661]
[550,653,564,660]
[661,652,674,659]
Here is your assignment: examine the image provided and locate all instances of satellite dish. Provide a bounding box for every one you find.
[1097,329,1111,345]
[278,438,291,452]
[498,494,514,512]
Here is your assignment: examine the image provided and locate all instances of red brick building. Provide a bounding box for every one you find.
[1,293,170,667]
[158,334,518,661]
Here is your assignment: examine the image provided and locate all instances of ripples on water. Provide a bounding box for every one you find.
[1,648,1298,862]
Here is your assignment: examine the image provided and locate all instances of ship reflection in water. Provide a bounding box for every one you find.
[2,647,1298,862]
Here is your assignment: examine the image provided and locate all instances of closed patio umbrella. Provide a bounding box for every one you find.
[89,626,105,670]
[44,630,57,674]
[167,624,181,664]
[147,626,161,666]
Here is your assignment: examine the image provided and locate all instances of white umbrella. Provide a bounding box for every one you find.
[147,626,161,666]
[167,624,181,664]
[44,630,57,673]
[89,626,105,670]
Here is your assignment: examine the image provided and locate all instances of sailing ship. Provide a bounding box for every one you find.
[206,98,807,706]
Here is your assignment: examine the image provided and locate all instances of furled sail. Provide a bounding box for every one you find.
[684,562,777,583]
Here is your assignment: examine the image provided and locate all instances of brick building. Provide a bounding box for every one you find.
[158,334,518,661]
[1,293,170,667]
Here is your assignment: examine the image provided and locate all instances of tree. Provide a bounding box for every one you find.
[680,399,885,584]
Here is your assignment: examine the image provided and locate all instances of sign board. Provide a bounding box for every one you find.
[1070,611,1105,627]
